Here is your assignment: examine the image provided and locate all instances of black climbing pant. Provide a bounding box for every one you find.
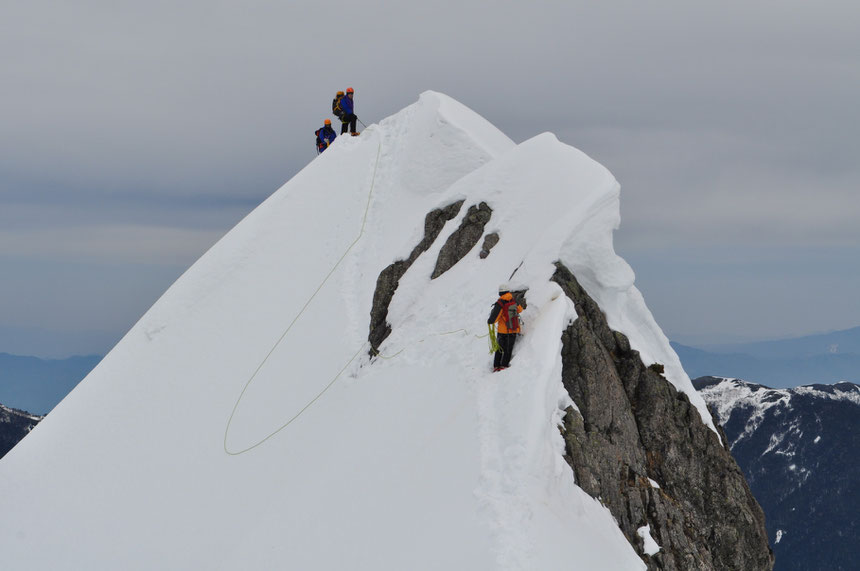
[494,332,517,368]
[341,113,357,134]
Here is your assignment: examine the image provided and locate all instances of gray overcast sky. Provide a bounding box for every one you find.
[2,1,858,357]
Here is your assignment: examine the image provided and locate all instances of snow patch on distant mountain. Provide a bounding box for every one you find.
[0,403,41,423]
[701,376,859,450]
[696,376,859,570]
[698,377,790,448]
[0,403,42,459]
[792,383,860,404]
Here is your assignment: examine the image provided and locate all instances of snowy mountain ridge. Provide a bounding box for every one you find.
[697,376,859,450]
[0,92,768,570]
[0,403,41,423]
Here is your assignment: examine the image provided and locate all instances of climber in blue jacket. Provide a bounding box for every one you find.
[316,119,337,153]
[340,87,358,135]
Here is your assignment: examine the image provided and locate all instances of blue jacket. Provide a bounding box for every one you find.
[317,125,337,149]
[340,94,354,115]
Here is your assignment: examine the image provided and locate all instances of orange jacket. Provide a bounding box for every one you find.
[489,292,523,334]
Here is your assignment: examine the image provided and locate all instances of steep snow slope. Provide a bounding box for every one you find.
[0,92,709,569]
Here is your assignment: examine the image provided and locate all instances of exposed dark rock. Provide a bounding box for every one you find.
[368,200,464,353]
[553,262,773,570]
[478,232,499,259]
[509,289,528,310]
[431,202,492,279]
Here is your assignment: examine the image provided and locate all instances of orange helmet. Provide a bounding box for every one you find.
[346,87,354,93]
[324,118,331,125]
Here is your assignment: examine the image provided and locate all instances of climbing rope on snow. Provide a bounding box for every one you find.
[369,327,491,361]
[223,140,382,456]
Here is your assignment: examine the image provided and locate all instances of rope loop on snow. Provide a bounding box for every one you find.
[223,140,382,456]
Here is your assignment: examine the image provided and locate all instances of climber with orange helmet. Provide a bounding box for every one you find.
[487,285,523,371]
[339,87,359,135]
[315,118,337,154]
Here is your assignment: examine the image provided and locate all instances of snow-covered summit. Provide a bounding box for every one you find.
[0,91,720,570]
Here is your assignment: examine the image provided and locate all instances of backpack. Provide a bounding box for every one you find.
[332,91,345,118]
[315,128,326,152]
[500,299,520,331]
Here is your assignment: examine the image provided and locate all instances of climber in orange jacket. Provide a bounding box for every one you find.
[488,285,523,371]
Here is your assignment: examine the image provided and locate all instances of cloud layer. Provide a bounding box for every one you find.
[2,1,858,355]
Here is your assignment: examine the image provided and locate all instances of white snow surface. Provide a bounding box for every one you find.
[0,91,710,570]
[793,383,860,405]
[637,524,662,556]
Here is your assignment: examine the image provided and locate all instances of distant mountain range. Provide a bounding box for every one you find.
[674,326,860,388]
[0,353,101,415]
[695,376,859,571]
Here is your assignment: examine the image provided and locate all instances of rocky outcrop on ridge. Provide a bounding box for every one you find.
[367,204,774,569]
[368,200,464,353]
[369,200,494,353]
[553,263,774,570]
[431,201,492,278]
